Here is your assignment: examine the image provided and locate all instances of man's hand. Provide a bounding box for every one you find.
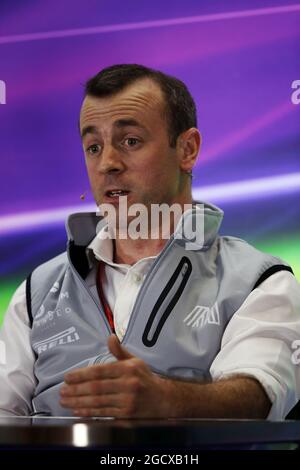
[59,335,169,417]
[60,334,271,419]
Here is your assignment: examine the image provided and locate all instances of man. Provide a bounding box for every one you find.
[0,64,300,419]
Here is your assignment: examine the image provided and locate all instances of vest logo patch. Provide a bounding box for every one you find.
[183,303,220,329]
[49,282,69,300]
[50,282,60,293]
[33,326,80,354]
[36,304,46,320]
[35,304,72,327]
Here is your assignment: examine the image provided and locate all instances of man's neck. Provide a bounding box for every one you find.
[113,194,194,265]
[113,237,167,265]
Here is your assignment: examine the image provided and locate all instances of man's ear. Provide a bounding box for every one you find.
[177,128,201,173]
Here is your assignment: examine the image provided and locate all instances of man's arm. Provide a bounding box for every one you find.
[60,270,300,419]
[210,271,300,420]
[158,373,271,419]
[60,334,270,418]
[0,281,35,416]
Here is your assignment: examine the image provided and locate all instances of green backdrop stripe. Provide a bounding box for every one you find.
[0,234,299,326]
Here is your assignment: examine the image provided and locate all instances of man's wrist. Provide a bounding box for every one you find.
[154,374,193,418]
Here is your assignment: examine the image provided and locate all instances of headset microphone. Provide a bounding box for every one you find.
[80,191,88,201]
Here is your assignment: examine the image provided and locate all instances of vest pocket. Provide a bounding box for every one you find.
[142,257,192,347]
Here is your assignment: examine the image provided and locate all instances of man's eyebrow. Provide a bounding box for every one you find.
[114,118,147,130]
[80,120,146,138]
[80,125,99,139]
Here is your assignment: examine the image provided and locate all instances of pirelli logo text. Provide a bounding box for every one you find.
[33,327,80,354]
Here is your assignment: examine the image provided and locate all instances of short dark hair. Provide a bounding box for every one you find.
[84,64,197,147]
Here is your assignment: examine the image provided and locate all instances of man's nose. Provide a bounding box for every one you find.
[98,145,125,174]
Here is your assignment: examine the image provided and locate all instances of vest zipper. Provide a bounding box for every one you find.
[120,235,177,344]
[67,235,179,342]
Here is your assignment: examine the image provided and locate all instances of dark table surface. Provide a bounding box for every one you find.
[0,416,299,450]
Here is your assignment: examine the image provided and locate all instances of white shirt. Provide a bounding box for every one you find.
[1,228,300,419]
[85,224,156,341]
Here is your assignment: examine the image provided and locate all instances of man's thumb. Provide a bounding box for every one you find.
[108,334,133,361]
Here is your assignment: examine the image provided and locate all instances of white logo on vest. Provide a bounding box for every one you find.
[33,326,80,354]
[183,303,220,329]
[35,303,72,328]
[50,282,60,293]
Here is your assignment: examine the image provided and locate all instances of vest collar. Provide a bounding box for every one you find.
[66,200,223,250]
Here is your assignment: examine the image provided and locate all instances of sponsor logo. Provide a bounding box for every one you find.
[36,304,46,320]
[35,306,72,327]
[35,284,71,327]
[60,291,69,300]
[291,80,300,105]
[33,326,80,354]
[183,302,220,329]
[50,282,60,293]
[49,281,69,300]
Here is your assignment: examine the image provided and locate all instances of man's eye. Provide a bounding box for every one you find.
[86,144,101,155]
[124,137,139,147]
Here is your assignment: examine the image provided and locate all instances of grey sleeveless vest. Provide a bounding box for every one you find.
[27,202,293,416]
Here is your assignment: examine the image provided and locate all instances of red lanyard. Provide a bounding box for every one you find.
[97,262,115,333]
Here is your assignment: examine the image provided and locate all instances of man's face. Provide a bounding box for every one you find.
[80,78,189,215]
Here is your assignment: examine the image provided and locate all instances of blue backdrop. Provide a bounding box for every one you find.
[0,0,299,321]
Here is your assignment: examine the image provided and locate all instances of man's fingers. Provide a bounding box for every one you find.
[64,361,122,384]
[60,379,120,397]
[60,393,123,409]
[64,335,136,384]
[108,334,134,361]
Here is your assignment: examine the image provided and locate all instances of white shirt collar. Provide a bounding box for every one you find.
[86,223,156,273]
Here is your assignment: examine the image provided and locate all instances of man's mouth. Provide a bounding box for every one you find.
[105,189,130,198]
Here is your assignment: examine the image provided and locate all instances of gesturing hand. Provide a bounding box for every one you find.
[59,334,170,418]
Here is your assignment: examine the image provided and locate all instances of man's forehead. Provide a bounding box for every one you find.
[80,79,164,127]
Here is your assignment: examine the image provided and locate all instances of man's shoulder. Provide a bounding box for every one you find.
[219,235,280,261]
[30,251,69,278]
[219,235,292,273]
